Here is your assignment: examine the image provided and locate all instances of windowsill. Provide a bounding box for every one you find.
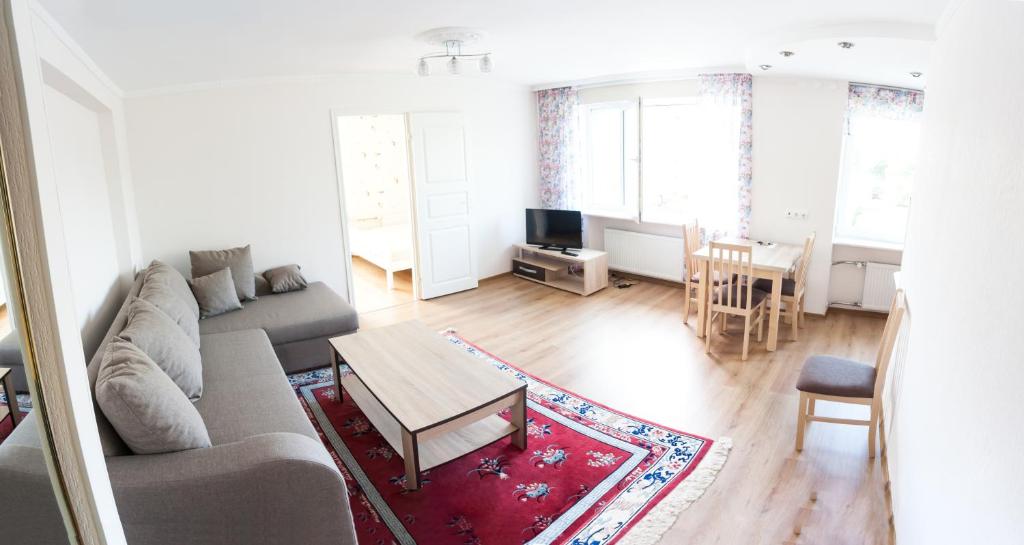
[832,236,904,252]
[582,212,639,222]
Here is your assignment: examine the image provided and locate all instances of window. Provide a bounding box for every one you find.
[640,98,739,227]
[834,85,923,246]
[835,116,920,245]
[579,101,638,219]
[578,97,741,230]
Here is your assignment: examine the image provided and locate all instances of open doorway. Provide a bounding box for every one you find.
[336,114,417,313]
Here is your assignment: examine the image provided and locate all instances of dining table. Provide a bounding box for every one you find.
[693,237,804,351]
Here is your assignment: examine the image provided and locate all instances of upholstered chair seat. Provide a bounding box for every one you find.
[796,355,876,398]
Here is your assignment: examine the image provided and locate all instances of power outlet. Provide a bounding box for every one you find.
[785,209,808,220]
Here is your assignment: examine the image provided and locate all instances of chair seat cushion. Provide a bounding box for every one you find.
[796,355,876,398]
[753,277,796,297]
[713,284,768,307]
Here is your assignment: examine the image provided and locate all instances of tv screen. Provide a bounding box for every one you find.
[526,209,583,250]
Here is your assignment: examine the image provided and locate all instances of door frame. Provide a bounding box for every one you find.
[329,109,421,306]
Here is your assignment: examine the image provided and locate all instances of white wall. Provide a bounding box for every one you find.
[23,6,140,358]
[890,1,1024,543]
[42,85,125,357]
[749,78,847,314]
[125,75,538,295]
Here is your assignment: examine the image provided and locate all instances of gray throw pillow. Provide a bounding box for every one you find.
[143,260,199,319]
[264,264,308,293]
[119,297,203,400]
[139,280,200,347]
[189,268,242,318]
[254,272,273,297]
[189,245,256,301]
[96,337,212,455]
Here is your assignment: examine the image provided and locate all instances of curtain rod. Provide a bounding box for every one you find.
[850,81,924,93]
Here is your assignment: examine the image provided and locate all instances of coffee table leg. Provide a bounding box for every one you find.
[510,389,527,450]
[331,348,343,403]
[401,428,420,490]
[2,373,18,427]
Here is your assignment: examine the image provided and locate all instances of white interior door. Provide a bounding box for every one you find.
[407,112,478,299]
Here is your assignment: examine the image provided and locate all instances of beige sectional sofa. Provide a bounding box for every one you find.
[0,263,360,545]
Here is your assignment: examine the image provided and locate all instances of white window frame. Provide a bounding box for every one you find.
[578,100,640,221]
[833,115,920,248]
[638,96,700,227]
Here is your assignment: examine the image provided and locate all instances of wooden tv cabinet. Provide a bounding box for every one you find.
[511,244,608,296]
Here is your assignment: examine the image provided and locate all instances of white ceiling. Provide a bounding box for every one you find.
[36,0,949,93]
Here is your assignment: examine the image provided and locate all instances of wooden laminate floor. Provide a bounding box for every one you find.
[351,256,414,313]
[360,273,892,545]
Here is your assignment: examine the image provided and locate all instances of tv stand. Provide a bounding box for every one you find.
[512,244,608,296]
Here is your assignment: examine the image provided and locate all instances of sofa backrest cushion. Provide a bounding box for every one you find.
[96,337,211,455]
[143,260,199,319]
[119,296,203,400]
[139,280,200,348]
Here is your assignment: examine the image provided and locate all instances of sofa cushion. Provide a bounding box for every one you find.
[190,245,256,301]
[139,280,200,348]
[119,297,203,400]
[195,329,318,444]
[198,282,358,346]
[264,264,308,294]
[190,268,243,318]
[144,260,200,319]
[96,338,212,455]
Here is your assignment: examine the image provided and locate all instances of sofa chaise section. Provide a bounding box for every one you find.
[198,281,358,373]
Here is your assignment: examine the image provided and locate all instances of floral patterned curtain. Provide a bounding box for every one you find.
[697,73,753,239]
[847,83,924,134]
[537,87,579,210]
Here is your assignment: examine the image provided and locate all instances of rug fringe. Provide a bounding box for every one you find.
[617,437,733,545]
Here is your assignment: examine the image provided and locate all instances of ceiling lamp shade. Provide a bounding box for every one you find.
[416,27,492,76]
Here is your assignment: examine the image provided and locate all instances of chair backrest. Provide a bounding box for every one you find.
[872,289,906,398]
[707,241,756,311]
[793,231,816,295]
[683,221,701,281]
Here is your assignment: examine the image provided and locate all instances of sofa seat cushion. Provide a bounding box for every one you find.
[196,329,318,445]
[198,282,358,346]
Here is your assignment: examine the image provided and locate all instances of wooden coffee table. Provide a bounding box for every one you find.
[328,321,527,490]
[0,367,20,427]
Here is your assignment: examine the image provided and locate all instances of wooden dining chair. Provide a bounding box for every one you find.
[682,221,702,324]
[755,232,816,340]
[704,241,767,361]
[795,289,905,458]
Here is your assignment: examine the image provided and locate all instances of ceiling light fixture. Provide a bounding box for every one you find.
[779,50,795,57]
[837,41,855,49]
[759,64,772,71]
[417,27,492,76]
[910,71,923,78]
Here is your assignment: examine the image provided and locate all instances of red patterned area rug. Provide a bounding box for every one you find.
[288,331,731,545]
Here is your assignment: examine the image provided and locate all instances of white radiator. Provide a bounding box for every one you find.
[862,262,901,311]
[603,228,685,282]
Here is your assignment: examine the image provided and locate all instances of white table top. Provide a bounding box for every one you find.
[693,237,803,273]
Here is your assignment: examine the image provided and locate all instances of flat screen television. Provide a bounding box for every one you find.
[526,209,583,250]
